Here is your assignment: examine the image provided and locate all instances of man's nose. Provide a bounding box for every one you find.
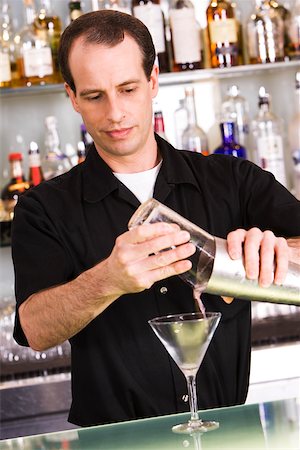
[105,95,125,123]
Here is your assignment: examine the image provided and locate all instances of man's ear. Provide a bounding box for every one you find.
[65,83,80,113]
[150,64,159,99]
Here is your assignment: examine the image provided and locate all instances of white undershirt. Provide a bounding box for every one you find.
[113,161,162,204]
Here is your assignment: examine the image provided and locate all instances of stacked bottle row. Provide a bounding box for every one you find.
[155,71,300,197]
[0,116,91,220]
[1,0,300,88]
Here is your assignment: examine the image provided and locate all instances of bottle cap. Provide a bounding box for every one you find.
[8,153,23,161]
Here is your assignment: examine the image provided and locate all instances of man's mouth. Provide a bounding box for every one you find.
[105,127,132,139]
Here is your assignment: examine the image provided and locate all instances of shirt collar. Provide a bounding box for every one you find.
[82,136,201,203]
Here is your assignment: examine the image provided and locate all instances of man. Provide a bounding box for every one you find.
[12,11,299,427]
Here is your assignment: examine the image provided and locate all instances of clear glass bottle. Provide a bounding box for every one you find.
[221,85,250,148]
[154,110,167,140]
[132,0,170,73]
[288,72,300,199]
[28,141,44,187]
[181,87,209,155]
[251,86,287,187]
[69,1,84,22]
[43,116,72,180]
[34,0,62,83]
[213,122,247,158]
[16,0,54,86]
[169,0,203,72]
[1,152,30,218]
[206,0,242,68]
[246,0,285,64]
[285,0,300,60]
[174,98,188,149]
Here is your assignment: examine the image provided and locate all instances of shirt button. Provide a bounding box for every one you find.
[182,394,189,402]
[160,286,168,294]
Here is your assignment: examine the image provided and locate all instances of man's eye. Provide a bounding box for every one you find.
[123,88,136,94]
[87,95,101,101]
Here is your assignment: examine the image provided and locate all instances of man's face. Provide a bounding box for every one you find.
[66,35,159,169]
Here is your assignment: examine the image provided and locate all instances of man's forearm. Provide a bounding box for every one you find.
[19,259,120,351]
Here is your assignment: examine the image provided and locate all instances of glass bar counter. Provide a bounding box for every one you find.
[0,397,299,450]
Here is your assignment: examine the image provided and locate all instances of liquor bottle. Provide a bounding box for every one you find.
[221,85,250,148]
[77,141,86,164]
[169,0,203,71]
[69,1,84,22]
[28,141,44,187]
[206,0,242,69]
[43,116,72,180]
[132,0,170,73]
[0,2,15,88]
[154,110,167,140]
[174,98,188,148]
[181,87,209,155]
[288,72,300,199]
[1,153,30,217]
[285,0,300,60]
[213,122,247,158]
[34,0,62,82]
[246,0,285,64]
[251,87,287,187]
[16,0,54,86]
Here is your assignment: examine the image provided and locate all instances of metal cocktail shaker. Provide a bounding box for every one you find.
[128,198,300,306]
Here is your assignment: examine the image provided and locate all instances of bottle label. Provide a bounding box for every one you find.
[209,18,238,44]
[29,153,41,167]
[23,47,53,77]
[169,9,201,64]
[133,4,165,54]
[246,22,258,58]
[257,135,287,186]
[70,10,83,21]
[0,51,11,82]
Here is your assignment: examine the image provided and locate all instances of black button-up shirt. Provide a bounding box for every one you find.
[12,135,300,426]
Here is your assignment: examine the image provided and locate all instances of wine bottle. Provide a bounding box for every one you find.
[1,152,30,217]
[169,0,203,71]
[28,141,44,187]
[288,72,300,199]
[16,0,54,86]
[246,0,285,64]
[251,87,287,187]
[132,0,170,73]
[206,0,242,68]
[181,87,209,155]
[213,122,247,158]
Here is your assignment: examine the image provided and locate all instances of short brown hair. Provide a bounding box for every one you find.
[58,10,156,93]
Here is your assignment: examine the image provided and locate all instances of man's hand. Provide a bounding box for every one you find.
[227,228,289,287]
[103,222,196,297]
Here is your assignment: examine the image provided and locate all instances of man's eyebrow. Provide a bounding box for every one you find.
[79,79,141,97]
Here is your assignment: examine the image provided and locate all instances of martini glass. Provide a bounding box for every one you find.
[148,312,221,434]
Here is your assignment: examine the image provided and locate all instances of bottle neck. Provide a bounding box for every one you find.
[220,122,236,144]
[185,93,197,127]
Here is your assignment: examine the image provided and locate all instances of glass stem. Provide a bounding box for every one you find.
[186,375,199,422]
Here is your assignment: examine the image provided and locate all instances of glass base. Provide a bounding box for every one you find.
[172,420,219,434]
